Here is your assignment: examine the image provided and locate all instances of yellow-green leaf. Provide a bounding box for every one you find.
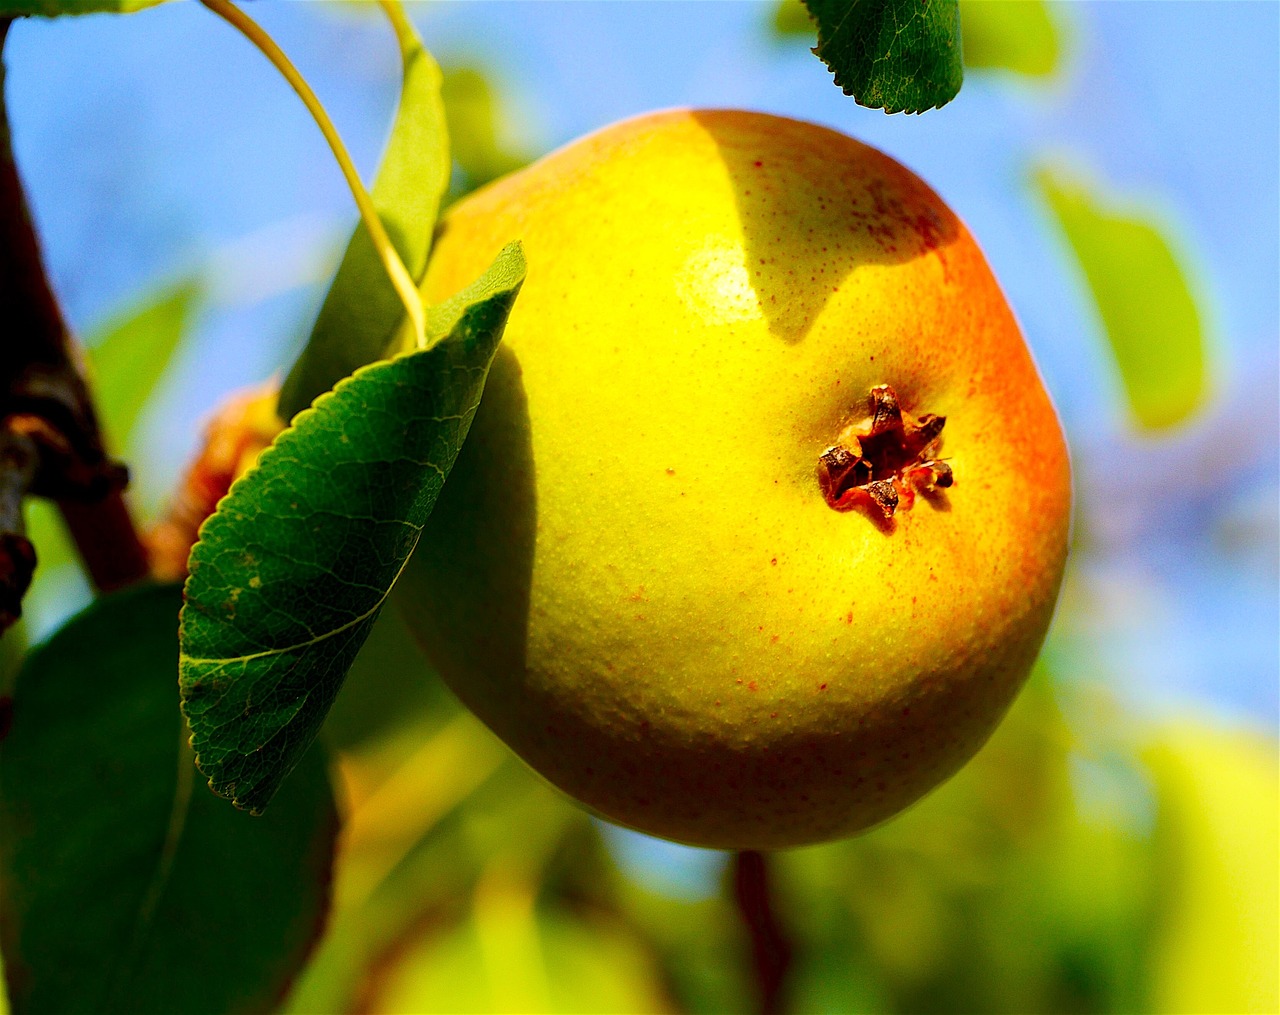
[1144,720,1279,1015]
[1035,164,1208,429]
[960,0,1061,78]
[87,278,199,456]
[0,0,165,15]
[441,64,529,200]
[771,0,814,38]
[278,4,450,421]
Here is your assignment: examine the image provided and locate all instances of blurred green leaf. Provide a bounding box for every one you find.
[804,0,963,113]
[10,501,78,619]
[1145,720,1279,1015]
[1035,164,1208,429]
[0,0,165,15]
[86,278,198,458]
[278,3,451,421]
[771,0,813,37]
[286,753,578,1015]
[180,244,525,814]
[364,903,669,1015]
[320,600,451,752]
[0,584,336,1014]
[441,64,530,200]
[0,618,22,695]
[18,278,198,635]
[960,0,1061,77]
[775,669,1158,1015]
[590,866,752,1015]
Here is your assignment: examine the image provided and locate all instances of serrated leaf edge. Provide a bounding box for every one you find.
[178,245,525,811]
[177,347,476,809]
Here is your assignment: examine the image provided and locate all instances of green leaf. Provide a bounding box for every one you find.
[0,0,165,15]
[19,278,197,624]
[86,277,199,456]
[771,0,815,37]
[320,598,452,752]
[0,584,336,1015]
[364,907,669,1014]
[284,754,595,1015]
[960,0,1061,78]
[441,64,529,200]
[804,0,963,113]
[277,6,451,422]
[1034,164,1208,429]
[180,243,526,814]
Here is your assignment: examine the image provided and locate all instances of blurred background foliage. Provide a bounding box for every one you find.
[1,1,1276,1013]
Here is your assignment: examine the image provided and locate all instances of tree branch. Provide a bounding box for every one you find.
[0,18,149,606]
[0,426,36,627]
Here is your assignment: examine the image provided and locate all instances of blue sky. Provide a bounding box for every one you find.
[5,1,1277,726]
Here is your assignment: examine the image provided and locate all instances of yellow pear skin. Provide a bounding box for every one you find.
[398,110,1072,849]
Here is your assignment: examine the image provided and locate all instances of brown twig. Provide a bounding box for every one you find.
[0,426,36,627]
[0,18,149,607]
[732,850,793,1015]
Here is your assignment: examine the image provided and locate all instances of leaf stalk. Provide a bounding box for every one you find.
[199,0,428,349]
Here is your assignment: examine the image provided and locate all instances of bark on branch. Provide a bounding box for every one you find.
[0,18,149,620]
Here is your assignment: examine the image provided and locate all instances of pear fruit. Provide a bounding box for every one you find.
[397,110,1071,849]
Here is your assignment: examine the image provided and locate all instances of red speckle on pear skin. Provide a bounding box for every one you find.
[818,683,828,692]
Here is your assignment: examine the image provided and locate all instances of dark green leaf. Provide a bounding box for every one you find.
[180,243,526,814]
[1034,164,1207,429]
[961,0,1061,78]
[0,584,336,1015]
[804,0,963,113]
[0,0,165,15]
[277,8,451,421]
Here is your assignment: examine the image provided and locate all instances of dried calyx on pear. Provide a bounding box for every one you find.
[818,384,952,518]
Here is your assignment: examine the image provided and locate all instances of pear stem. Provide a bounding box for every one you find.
[376,0,416,48]
[732,850,793,1015]
[199,0,427,349]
